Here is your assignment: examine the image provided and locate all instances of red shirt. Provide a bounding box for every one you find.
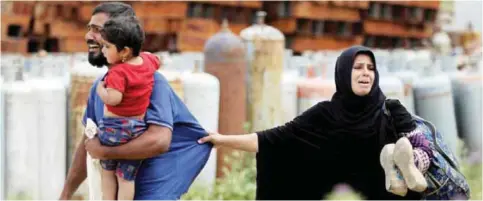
[104,52,160,116]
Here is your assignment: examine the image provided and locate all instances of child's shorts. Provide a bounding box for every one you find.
[98,117,147,181]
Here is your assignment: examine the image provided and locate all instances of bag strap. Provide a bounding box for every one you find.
[414,116,461,171]
[381,100,403,141]
[383,100,460,171]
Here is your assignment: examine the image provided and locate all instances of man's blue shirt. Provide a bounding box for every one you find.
[82,72,212,200]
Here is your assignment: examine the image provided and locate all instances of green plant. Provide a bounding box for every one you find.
[182,151,257,200]
[461,159,482,200]
[7,191,33,200]
[458,140,482,200]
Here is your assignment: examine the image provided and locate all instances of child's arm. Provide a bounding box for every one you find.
[97,81,123,106]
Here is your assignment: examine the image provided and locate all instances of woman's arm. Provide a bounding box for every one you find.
[199,104,323,153]
[198,132,258,152]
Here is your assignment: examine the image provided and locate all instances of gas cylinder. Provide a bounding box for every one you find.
[387,50,420,113]
[379,74,404,102]
[240,11,285,132]
[413,60,459,154]
[297,65,336,114]
[181,60,220,188]
[0,58,5,200]
[440,55,482,153]
[281,71,299,122]
[2,57,39,199]
[391,70,418,114]
[452,71,482,153]
[375,51,405,102]
[290,56,311,77]
[158,60,185,100]
[28,56,67,199]
[204,19,247,177]
[281,51,299,123]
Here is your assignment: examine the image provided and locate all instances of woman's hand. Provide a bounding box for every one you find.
[198,131,259,153]
[198,131,223,145]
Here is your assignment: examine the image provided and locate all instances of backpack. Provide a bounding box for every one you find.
[383,101,471,200]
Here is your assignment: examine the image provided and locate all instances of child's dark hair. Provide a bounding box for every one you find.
[100,16,145,57]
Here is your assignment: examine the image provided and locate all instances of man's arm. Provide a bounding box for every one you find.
[86,74,175,160]
[59,135,87,200]
[86,124,172,160]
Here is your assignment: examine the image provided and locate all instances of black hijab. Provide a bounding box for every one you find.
[321,46,415,143]
[316,45,389,142]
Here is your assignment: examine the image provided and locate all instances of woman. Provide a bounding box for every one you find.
[198,46,433,200]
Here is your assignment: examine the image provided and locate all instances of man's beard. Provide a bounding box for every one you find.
[87,39,108,68]
[88,51,108,68]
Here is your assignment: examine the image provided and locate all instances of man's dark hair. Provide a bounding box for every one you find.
[92,2,135,18]
[100,16,145,57]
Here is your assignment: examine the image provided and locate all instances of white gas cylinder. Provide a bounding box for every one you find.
[180,61,220,189]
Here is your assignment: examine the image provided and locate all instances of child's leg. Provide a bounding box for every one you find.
[380,143,408,196]
[101,168,118,200]
[115,160,143,200]
[393,137,427,192]
[117,176,135,200]
[98,117,146,200]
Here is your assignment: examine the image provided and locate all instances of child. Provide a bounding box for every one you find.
[95,16,160,200]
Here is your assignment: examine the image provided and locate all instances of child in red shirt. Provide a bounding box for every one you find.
[95,16,159,200]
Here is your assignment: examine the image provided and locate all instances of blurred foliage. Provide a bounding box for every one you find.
[461,159,482,200]
[458,140,482,200]
[7,191,32,200]
[323,184,364,200]
[182,151,257,200]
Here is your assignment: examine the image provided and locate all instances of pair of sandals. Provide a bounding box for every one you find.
[380,137,428,196]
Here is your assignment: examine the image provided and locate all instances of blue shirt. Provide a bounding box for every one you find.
[82,72,212,200]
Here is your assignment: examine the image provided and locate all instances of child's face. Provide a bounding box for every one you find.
[101,39,121,65]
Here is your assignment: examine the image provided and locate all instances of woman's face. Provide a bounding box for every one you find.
[351,54,375,96]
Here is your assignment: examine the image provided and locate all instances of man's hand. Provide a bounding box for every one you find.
[84,137,107,160]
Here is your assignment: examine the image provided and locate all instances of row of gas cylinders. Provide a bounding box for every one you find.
[0,14,481,200]
[0,55,69,200]
[0,52,224,199]
[0,50,481,200]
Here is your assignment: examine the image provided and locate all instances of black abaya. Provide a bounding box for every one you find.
[254,46,419,200]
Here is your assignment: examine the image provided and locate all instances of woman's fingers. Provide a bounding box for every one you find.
[198,135,212,144]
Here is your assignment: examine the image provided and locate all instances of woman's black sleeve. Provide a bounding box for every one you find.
[254,104,333,200]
